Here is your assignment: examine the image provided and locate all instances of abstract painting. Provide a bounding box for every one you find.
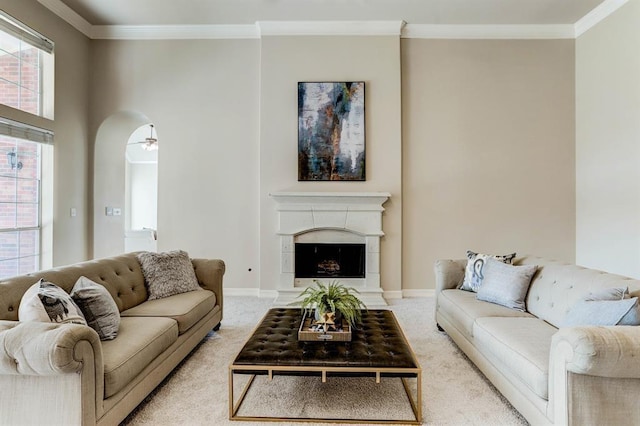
[298,82,365,181]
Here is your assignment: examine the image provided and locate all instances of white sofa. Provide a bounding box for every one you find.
[435,255,640,425]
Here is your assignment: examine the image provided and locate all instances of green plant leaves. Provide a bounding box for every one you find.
[295,279,366,328]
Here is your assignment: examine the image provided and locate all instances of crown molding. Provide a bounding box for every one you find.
[38,0,92,37]
[574,0,628,38]
[37,1,628,41]
[92,24,259,40]
[403,24,574,39]
[257,21,405,37]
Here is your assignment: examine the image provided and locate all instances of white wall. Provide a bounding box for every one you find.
[130,163,157,230]
[258,36,403,295]
[576,0,640,278]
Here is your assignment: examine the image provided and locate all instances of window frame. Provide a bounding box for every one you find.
[0,10,54,119]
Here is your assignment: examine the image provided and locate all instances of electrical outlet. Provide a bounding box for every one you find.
[113,208,122,216]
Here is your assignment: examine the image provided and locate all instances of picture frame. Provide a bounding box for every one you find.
[297,82,365,181]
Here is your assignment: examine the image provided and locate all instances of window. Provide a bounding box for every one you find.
[0,11,54,118]
[0,134,40,278]
[0,13,54,278]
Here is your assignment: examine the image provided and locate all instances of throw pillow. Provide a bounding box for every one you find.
[563,287,640,326]
[18,279,87,325]
[137,250,201,300]
[476,258,538,311]
[459,250,517,292]
[71,276,120,340]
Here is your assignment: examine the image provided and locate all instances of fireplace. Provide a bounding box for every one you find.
[295,243,366,279]
[270,191,390,306]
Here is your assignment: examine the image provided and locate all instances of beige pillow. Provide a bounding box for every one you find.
[19,279,87,325]
[137,250,201,300]
[71,276,120,340]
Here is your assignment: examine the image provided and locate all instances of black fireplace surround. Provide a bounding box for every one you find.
[295,243,366,279]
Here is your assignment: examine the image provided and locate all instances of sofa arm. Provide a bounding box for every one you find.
[192,258,225,320]
[0,320,102,375]
[0,320,104,424]
[549,326,640,425]
[551,326,640,378]
[434,259,466,294]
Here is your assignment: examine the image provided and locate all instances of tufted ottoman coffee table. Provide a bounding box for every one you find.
[229,308,421,424]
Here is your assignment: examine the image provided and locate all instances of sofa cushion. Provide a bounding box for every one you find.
[137,250,201,300]
[101,316,178,398]
[474,317,557,400]
[71,276,120,340]
[437,289,533,339]
[121,289,216,334]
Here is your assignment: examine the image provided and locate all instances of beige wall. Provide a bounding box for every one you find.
[9,4,581,291]
[258,36,403,294]
[1,0,91,266]
[402,39,576,289]
[576,0,640,278]
[89,40,260,288]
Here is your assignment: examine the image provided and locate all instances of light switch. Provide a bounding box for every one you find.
[105,207,113,216]
[113,208,122,216]
[70,208,77,217]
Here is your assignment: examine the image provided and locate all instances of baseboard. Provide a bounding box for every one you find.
[402,289,435,298]
[224,288,259,297]
[258,290,278,299]
[226,288,434,299]
[383,291,403,299]
[224,287,278,299]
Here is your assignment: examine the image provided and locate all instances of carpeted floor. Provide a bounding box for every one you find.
[121,296,528,425]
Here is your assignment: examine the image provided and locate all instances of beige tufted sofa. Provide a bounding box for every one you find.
[435,256,640,426]
[0,252,224,426]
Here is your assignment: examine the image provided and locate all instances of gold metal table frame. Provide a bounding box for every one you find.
[229,364,422,424]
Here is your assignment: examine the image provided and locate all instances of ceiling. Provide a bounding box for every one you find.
[58,0,606,26]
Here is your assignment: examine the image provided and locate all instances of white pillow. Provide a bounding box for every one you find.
[563,287,640,326]
[459,250,517,292]
[476,258,538,311]
[19,279,87,325]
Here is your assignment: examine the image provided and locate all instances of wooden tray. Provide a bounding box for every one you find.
[298,310,352,342]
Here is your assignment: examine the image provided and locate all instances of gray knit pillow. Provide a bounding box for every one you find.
[137,250,201,300]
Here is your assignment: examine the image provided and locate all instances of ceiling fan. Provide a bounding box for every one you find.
[131,124,158,151]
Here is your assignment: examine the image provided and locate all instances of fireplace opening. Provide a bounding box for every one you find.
[295,243,365,279]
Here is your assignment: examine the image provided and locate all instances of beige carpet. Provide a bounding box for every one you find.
[121,296,528,425]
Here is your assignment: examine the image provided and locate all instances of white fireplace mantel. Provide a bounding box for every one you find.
[270,191,390,306]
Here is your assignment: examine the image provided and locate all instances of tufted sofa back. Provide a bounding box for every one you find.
[518,256,640,328]
[0,253,147,321]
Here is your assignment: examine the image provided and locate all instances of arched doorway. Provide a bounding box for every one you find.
[124,124,158,252]
[93,111,158,258]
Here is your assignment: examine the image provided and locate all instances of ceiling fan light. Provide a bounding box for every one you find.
[141,140,158,151]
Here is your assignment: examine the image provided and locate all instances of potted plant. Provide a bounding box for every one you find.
[295,280,367,328]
